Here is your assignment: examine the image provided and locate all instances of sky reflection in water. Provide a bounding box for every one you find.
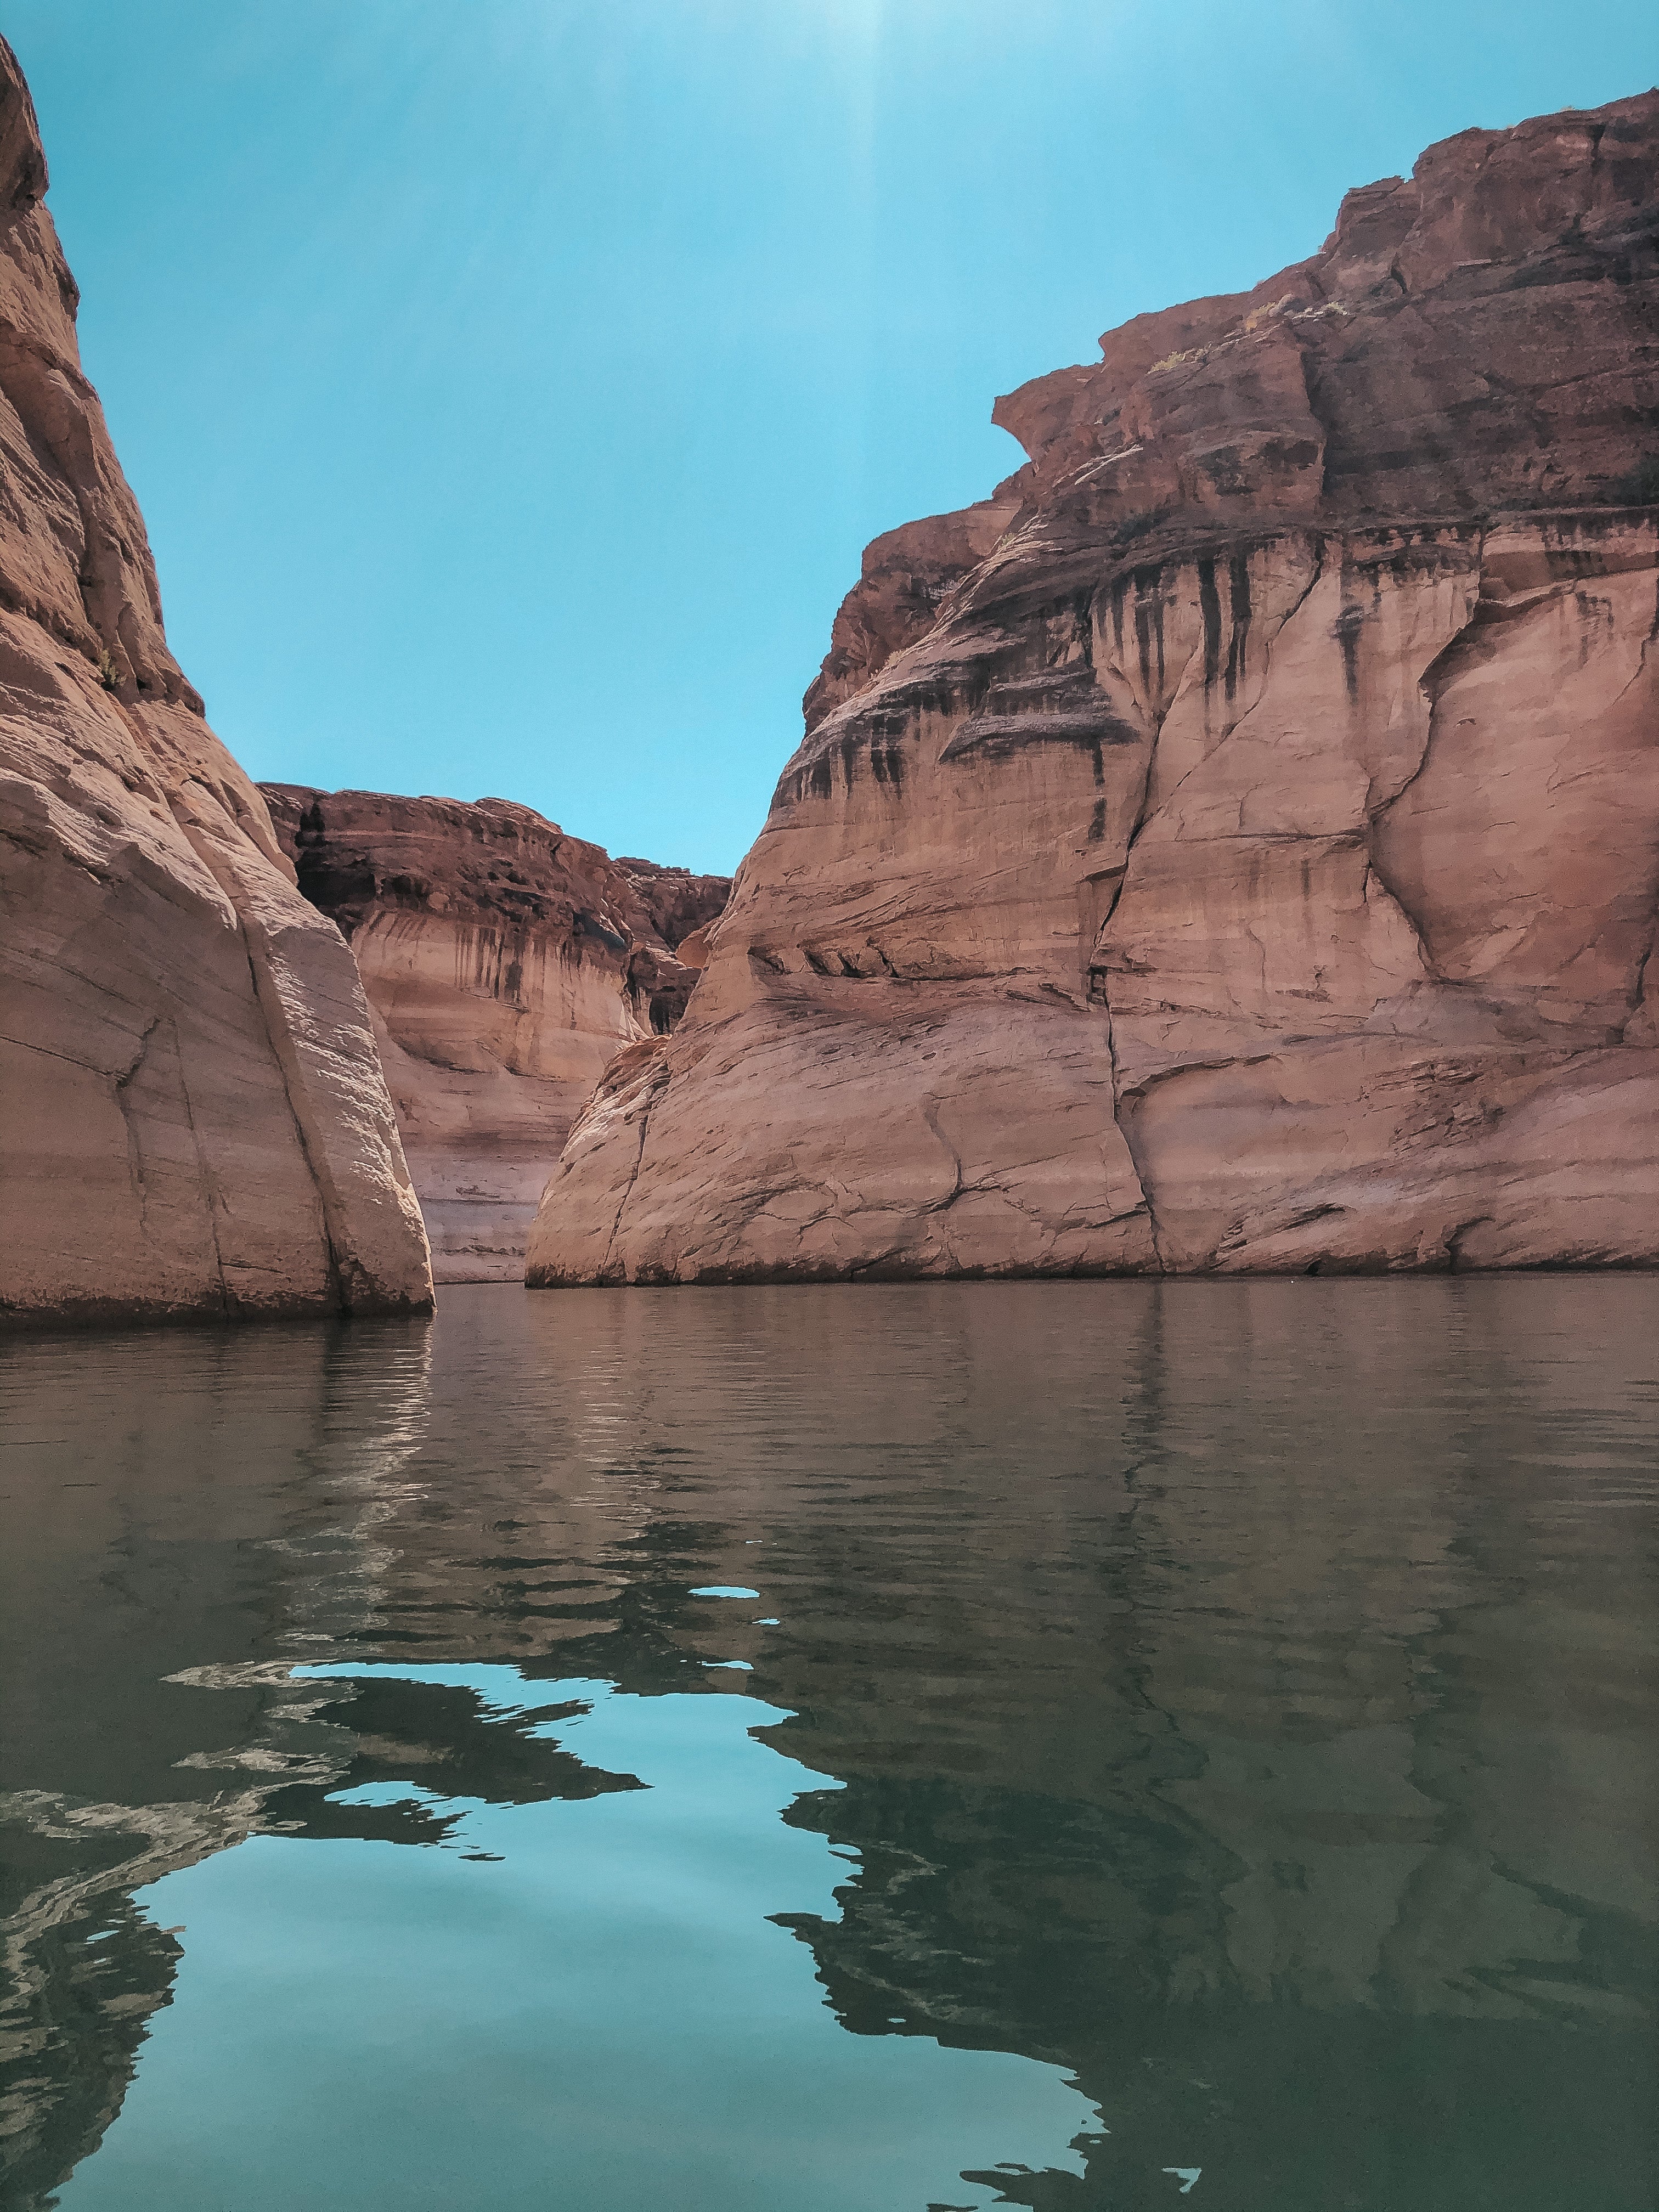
[1,1279,1655,2210]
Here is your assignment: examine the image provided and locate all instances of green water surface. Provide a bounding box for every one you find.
[1,1279,1654,2209]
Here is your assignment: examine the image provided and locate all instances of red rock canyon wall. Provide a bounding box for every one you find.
[528,92,1659,1283]
[0,42,432,1324]
[262,787,727,1280]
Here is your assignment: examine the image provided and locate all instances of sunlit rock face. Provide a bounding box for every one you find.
[0,40,432,1325]
[528,92,1659,1283]
[262,787,728,1280]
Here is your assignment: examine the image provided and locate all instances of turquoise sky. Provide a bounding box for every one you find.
[10,3,1656,873]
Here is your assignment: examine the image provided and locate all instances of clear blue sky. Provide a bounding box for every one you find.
[10,3,1655,873]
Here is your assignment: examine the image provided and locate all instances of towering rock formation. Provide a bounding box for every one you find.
[529,92,1659,1284]
[262,787,727,1279]
[0,41,432,1324]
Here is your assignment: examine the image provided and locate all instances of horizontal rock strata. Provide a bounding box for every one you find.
[528,92,1659,1283]
[262,786,727,1280]
[0,41,432,1325]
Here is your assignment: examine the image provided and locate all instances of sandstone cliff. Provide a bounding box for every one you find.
[0,42,433,1324]
[262,786,727,1280]
[528,93,1659,1284]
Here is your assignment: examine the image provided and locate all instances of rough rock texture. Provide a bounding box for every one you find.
[262,786,727,1280]
[0,42,432,1324]
[529,92,1659,1284]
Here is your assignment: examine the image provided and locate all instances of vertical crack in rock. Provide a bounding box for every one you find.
[238,935,345,1316]
[1085,618,1193,1271]
[173,1025,231,1316]
[1099,988,1166,1271]
[162,798,349,1314]
[599,1079,662,1284]
[1121,534,1328,840]
[1116,703,1166,865]
[1362,534,1488,972]
[111,1014,161,1231]
[1619,901,1658,1042]
[1296,329,1334,508]
[1359,860,1437,991]
[111,1009,231,1314]
[1088,537,1330,1275]
[1604,567,1659,714]
[918,1096,966,1215]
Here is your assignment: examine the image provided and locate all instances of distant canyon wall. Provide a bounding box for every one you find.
[263,787,727,1281]
[528,92,1659,1284]
[0,41,432,1325]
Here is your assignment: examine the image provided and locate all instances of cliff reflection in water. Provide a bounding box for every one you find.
[1,1280,1654,2210]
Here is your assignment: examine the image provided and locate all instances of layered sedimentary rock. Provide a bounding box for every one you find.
[0,41,432,1324]
[529,92,1659,1283]
[262,786,726,1279]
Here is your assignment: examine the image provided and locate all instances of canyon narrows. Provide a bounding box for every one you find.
[262,787,727,1280]
[528,92,1659,1285]
[0,41,433,1324]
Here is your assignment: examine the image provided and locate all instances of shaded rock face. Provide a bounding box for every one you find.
[0,42,432,1325]
[528,92,1659,1284]
[261,786,727,1281]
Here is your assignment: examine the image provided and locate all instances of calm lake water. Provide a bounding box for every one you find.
[1,1279,1655,2211]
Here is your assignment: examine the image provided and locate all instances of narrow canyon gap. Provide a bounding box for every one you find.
[261,786,727,1283]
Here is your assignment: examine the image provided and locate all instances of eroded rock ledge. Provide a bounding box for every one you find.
[0,40,432,1325]
[262,786,727,1280]
[528,92,1659,1283]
